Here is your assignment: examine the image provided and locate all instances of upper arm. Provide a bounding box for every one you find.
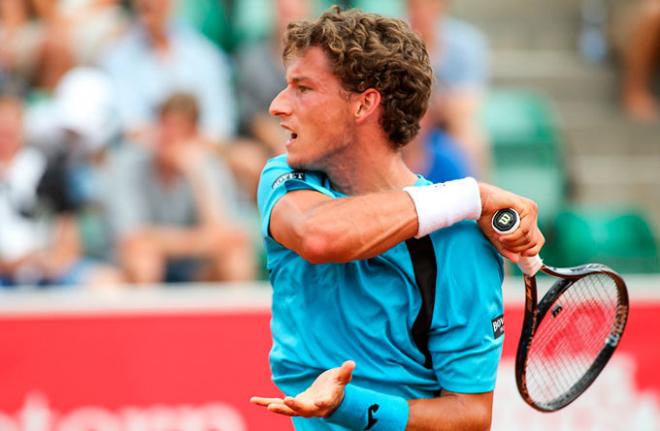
[256,156,333,252]
[269,189,332,251]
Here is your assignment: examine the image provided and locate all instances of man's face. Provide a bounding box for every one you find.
[269,47,356,170]
[135,0,171,37]
[0,100,23,160]
[157,111,196,148]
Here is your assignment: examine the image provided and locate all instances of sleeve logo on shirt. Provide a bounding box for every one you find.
[272,172,306,189]
[491,315,505,339]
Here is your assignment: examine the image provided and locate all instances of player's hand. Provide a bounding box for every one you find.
[477,183,545,262]
[250,360,355,418]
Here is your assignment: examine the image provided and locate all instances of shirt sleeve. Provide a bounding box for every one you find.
[256,155,332,239]
[428,221,504,393]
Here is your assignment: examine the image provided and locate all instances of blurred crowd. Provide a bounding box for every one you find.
[2,0,655,288]
[0,0,494,289]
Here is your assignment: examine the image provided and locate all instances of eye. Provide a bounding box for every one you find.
[297,85,310,94]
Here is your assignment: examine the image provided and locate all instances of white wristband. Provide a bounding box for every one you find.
[404,177,482,238]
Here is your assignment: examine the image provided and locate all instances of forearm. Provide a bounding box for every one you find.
[326,384,492,431]
[124,226,231,259]
[41,215,82,276]
[281,191,418,263]
[407,393,492,431]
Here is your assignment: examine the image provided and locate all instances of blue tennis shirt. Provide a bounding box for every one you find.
[257,155,504,430]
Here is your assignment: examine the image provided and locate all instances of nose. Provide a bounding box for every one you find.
[269,88,292,118]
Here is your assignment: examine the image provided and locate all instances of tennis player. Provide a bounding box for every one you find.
[251,8,543,430]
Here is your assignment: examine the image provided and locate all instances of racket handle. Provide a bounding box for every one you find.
[491,209,543,276]
[518,255,543,276]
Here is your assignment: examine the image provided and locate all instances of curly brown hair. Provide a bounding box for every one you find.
[282,7,433,148]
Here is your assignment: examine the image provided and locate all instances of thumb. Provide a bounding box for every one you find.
[336,360,356,385]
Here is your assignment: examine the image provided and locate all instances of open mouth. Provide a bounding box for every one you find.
[287,132,298,145]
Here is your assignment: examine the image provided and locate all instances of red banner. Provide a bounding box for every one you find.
[0,290,657,431]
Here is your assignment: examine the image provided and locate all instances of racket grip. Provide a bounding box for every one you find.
[491,208,543,276]
[518,255,543,276]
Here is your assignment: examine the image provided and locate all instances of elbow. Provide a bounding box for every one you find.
[296,222,344,264]
[298,230,334,264]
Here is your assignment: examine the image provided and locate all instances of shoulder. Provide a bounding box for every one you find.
[257,155,332,230]
[431,221,502,273]
[259,154,325,190]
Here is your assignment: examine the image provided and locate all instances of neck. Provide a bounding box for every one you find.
[154,159,178,184]
[322,135,418,196]
[402,137,429,175]
[148,28,170,53]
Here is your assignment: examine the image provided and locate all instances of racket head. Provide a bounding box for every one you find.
[515,263,629,412]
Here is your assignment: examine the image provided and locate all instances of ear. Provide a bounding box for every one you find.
[353,89,381,124]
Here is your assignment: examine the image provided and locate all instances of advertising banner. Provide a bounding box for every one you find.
[0,284,657,431]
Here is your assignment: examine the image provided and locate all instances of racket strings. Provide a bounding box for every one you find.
[525,273,619,405]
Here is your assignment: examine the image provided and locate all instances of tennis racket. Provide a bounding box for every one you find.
[492,208,630,412]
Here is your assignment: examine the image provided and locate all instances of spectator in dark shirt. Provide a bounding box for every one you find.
[0,92,120,287]
[105,93,256,284]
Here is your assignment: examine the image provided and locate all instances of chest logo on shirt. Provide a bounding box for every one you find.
[272,172,306,189]
[365,404,379,430]
[491,315,505,339]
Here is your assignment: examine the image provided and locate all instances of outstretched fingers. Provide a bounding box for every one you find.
[250,396,298,417]
[250,396,284,406]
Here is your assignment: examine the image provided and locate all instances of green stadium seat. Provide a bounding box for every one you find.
[492,164,566,226]
[484,91,564,165]
[543,207,660,274]
[316,1,403,16]
[483,89,568,225]
[231,0,274,49]
[351,0,405,16]
[482,89,562,150]
[174,0,233,52]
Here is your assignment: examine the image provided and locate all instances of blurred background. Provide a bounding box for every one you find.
[0,0,658,430]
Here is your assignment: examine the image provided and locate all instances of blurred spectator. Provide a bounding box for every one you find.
[100,0,236,144]
[407,0,490,177]
[0,92,120,287]
[105,93,255,284]
[30,0,75,92]
[227,0,312,205]
[46,67,122,267]
[402,112,472,183]
[611,0,660,121]
[236,0,312,156]
[0,0,42,94]
[59,0,129,66]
